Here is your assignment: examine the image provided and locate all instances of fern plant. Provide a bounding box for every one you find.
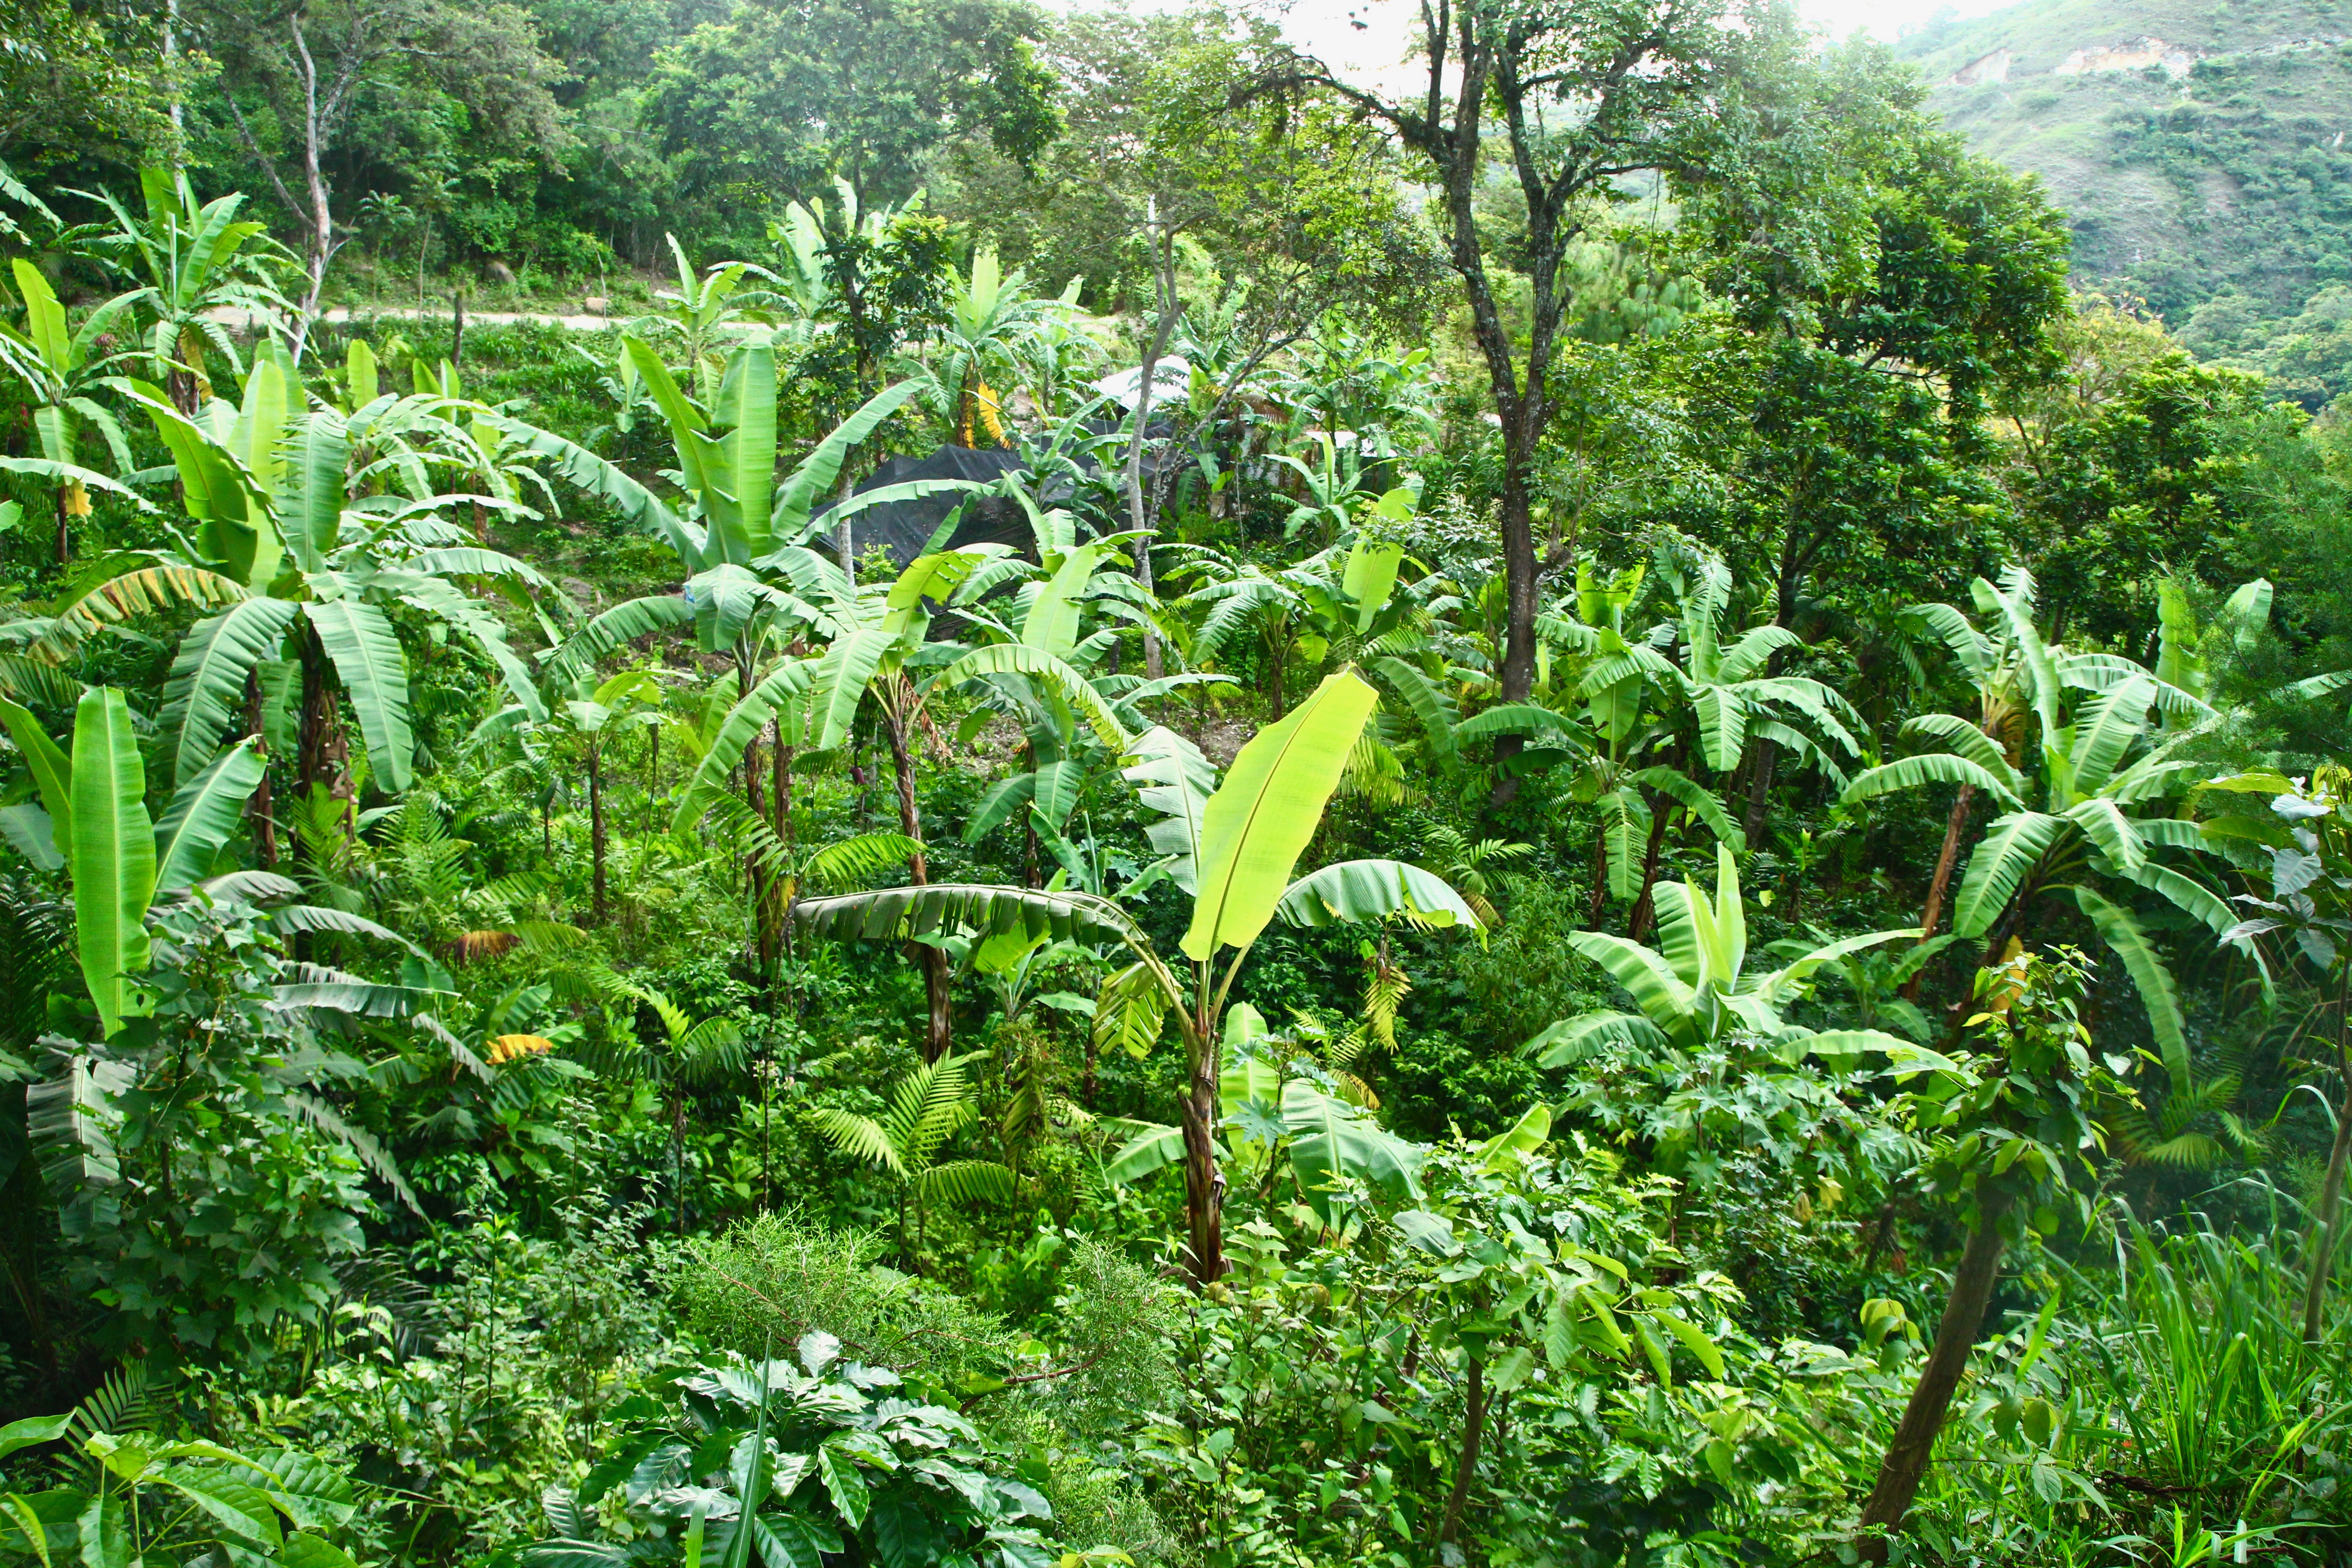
[804,1053,1014,1257]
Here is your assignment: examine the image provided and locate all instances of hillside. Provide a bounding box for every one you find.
[1900,0,2352,405]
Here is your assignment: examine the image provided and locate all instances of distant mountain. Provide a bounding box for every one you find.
[1898,0,2352,406]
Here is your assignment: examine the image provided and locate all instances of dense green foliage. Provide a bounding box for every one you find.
[2,0,2352,1563]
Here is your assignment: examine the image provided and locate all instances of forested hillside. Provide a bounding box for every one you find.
[1902,0,2352,404]
[1,0,2351,1564]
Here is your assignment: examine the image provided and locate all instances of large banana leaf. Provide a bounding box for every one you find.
[1566,930,1697,1039]
[70,688,156,1035]
[2074,884,2192,1084]
[482,415,706,568]
[161,596,299,785]
[770,379,926,540]
[286,410,347,569]
[1182,668,1377,962]
[1274,859,1482,936]
[542,593,695,683]
[1369,656,1462,771]
[304,598,413,793]
[720,341,779,560]
[1951,811,2065,939]
[1841,750,2020,810]
[1102,1120,1189,1183]
[1019,541,1107,658]
[382,573,546,721]
[938,642,1128,751]
[1122,725,1216,895]
[794,882,1142,950]
[0,694,74,854]
[807,629,895,750]
[1340,539,1403,632]
[152,740,264,890]
[1282,1078,1421,1218]
[670,659,820,833]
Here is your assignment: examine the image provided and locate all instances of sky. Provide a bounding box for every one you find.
[1261,0,2027,88]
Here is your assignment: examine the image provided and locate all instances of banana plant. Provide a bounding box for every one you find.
[75,167,295,409]
[1099,1002,1423,1225]
[1173,531,1411,714]
[923,246,1052,447]
[671,544,1129,1041]
[0,689,271,1034]
[805,1051,1016,1254]
[77,370,556,804]
[0,258,145,563]
[793,668,1482,1285]
[1838,566,2239,1078]
[1526,843,1923,1068]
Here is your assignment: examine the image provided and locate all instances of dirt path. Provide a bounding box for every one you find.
[202,304,622,332]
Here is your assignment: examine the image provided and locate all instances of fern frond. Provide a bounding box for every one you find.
[805,1107,906,1175]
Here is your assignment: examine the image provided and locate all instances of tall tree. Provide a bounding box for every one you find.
[643,0,1060,227]
[192,0,568,333]
[1282,0,1813,789]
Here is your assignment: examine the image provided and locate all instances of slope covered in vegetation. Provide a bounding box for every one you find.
[0,0,2349,1565]
[1902,0,2352,403]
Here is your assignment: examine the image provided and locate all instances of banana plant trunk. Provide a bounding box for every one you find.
[297,624,352,815]
[883,697,952,1061]
[1906,783,1978,1000]
[244,668,278,867]
[1857,1179,2013,1559]
[1182,969,1224,1286]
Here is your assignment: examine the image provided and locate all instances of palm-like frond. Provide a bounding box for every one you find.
[805,1107,908,1175]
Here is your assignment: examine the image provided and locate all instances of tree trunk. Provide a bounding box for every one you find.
[1857,1180,2013,1559]
[883,697,951,1061]
[1904,784,1978,1000]
[1438,1358,1487,1548]
[1627,799,1673,942]
[588,743,607,924]
[1181,979,1223,1287]
[297,624,351,812]
[1742,740,1778,848]
[245,668,277,867]
[2301,962,2352,1343]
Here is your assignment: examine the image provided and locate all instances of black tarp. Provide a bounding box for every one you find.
[817,446,1034,570]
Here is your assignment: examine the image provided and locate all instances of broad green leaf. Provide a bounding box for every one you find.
[1565,931,1695,1039]
[286,411,348,569]
[161,597,298,785]
[1340,539,1403,632]
[1274,859,1483,936]
[0,1416,69,1463]
[304,598,412,793]
[279,1537,360,1568]
[1477,1103,1551,1169]
[669,659,817,834]
[1020,541,1106,658]
[152,741,264,891]
[70,689,154,1036]
[1102,1120,1186,1183]
[1651,1311,1726,1380]
[1121,725,1216,894]
[1281,1078,1420,1217]
[1952,812,2066,939]
[938,643,1128,751]
[154,1468,279,1548]
[2074,885,2191,1085]
[771,379,926,539]
[0,695,73,853]
[1841,751,2020,811]
[722,341,779,559]
[1182,668,1377,962]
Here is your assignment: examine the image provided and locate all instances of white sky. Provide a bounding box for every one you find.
[1257,0,2028,87]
